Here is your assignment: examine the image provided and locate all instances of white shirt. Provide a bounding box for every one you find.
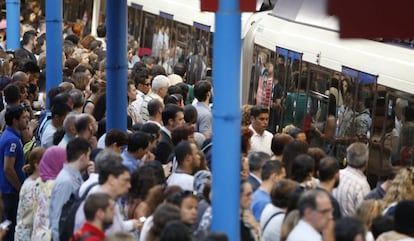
[97,133,106,149]
[131,90,145,124]
[286,220,322,241]
[167,172,194,191]
[139,215,153,241]
[260,204,285,241]
[249,125,273,156]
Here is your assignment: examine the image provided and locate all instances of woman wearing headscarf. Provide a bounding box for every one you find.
[31,146,66,240]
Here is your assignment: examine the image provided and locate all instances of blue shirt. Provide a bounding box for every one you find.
[50,164,84,241]
[122,150,139,174]
[251,188,271,221]
[193,101,212,134]
[0,126,24,194]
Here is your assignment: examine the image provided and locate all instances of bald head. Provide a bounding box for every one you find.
[12,71,29,84]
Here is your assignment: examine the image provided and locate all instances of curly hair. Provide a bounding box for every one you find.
[241,104,253,126]
[241,126,253,155]
[383,167,414,206]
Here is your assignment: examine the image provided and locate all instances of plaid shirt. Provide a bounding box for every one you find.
[333,166,370,216]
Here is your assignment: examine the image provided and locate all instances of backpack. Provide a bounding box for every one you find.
[34,109,52,145]
[59,183,98,241]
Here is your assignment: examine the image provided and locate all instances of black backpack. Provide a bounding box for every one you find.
[59,183,98,241]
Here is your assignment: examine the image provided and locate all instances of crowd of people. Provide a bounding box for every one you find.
[0,1,413,241]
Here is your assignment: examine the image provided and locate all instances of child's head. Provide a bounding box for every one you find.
[24,147,45,174]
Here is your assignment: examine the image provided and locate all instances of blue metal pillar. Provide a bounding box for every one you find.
[45,0,63,105]
[211,0,241,240]
[106,0,127,132]
[5,0,20,50]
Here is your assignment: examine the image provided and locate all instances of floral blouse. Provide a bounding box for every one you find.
[15,176,40,241]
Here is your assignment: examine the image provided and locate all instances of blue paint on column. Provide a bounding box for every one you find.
[5,0,20,50]
[45,0,63,105]
[211,0,241,241]
[106,0,127,131]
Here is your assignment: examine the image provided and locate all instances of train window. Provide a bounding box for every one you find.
[176,24,190,50]
[248,45,271,105]
[128,6,143,42]
[141,13,156,50]
[63,1,93,24]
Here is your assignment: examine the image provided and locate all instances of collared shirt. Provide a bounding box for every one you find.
[0,126,24,194]
[286,220,322,241]
[147,120,162,128]
[249,125,273,156]
[58,134,72,149]
[247,173,262,192]
[50,164,84,241]
[193,101,212,134]
[72,222,105,241]
[333,166,370,217]
[161,126,171,138]
[41,123,57,148]
[122,151,140,174]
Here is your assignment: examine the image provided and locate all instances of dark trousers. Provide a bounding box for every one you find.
[2,192,19,241]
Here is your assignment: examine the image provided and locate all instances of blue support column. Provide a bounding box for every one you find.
[5,0,20,50]
[106,0,127,132]
[211,0,241,240]
[45,0,63,106]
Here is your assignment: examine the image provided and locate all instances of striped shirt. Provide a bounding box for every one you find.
[333,166,370,217]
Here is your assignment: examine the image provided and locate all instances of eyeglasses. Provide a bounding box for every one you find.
[143,82,151,86]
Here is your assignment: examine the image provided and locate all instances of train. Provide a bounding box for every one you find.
[74,0,414,177]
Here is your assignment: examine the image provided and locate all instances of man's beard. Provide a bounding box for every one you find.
[102,218,113,230]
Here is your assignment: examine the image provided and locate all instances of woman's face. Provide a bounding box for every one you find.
[240,182,253,210]
[240,157,250,181]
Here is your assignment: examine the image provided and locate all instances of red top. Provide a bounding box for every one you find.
[70,222,106,241]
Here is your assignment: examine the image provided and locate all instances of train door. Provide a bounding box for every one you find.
[155,13,175,74]
[275,47,307,133]
[128,4,143,43]
[305,67,334,150]
[141,13,157,50]
[176,23,190,62]
[335,67,377,171]
[186,24,212,84]
[383,90,414,167]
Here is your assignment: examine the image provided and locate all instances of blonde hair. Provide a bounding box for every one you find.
[356,199,383,229]
[241,104,253,126]
[383,167,414,206]
[280,210,300,241]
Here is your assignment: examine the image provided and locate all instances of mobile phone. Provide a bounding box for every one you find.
[139,216,146,222]
[0,220,11,229]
